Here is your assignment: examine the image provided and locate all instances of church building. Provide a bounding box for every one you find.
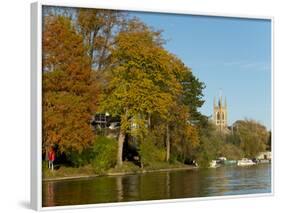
[213,95,228,132]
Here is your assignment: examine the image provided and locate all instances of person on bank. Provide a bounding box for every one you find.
[48,147,55,171]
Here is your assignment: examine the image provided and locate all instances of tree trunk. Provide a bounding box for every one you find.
[89,29,99,65]
[117,130,125,167]
[166,124,170,162]
[97,29,110,71]
[181,136,186,163]
[148,113,151,129]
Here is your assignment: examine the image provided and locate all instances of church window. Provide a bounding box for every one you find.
[217,112,220,120]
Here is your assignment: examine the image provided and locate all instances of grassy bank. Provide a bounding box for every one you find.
[43,161,196,181]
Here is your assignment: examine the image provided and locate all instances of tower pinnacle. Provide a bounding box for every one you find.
[213,93,228,131]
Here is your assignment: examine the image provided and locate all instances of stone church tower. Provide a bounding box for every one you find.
[213,95,227,131]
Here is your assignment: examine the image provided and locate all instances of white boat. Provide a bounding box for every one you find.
[209,160,219,168]
[237,158,256,166]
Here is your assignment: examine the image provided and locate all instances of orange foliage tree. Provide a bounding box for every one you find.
[42,16,99,164]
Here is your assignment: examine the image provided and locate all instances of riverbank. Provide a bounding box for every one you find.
[43,162,197,182]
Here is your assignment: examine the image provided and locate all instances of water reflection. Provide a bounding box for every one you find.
[116,176,123,202]
[45,181,54,206]
[43,164,271,207]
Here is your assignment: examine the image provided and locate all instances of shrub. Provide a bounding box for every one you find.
[196,151,214,168]
[139,135,166,167]
[195,135,220,168]
[91,136,118,174]
[63,147,95,167]
[65,151,87,167]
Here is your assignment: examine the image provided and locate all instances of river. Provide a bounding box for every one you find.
[42,163,271,207]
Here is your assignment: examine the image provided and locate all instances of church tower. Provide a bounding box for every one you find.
[213,95,227,131]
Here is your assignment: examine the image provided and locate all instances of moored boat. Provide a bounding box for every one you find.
[209,160,220,168]
[237,158,256,166]
[223,160,237,165]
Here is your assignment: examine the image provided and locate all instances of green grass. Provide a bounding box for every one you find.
[43,162,96,179]
[42,160,192,180]
[107,161,141,174]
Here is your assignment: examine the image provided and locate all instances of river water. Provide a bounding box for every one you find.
[42,163,271,207]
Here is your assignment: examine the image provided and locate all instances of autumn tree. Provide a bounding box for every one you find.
[43,5,76,21]
[171,119,200,163]
[42,16,99,165]
[195,122,224,167]
[99,20,183,166]
[163,55,205,162]
[77,8,125,71]
[235,119,268,158]
[42,10,207,168]
[219,143,243,160]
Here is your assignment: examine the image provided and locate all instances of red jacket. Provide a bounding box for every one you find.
[48,150,55,161]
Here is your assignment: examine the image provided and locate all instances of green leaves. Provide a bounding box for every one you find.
[100,21,186,136]
[91,136,118,174]
[98,19,207,165]
[139,134,166,166]
[42,12,207,167]
[236,120,268,158]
